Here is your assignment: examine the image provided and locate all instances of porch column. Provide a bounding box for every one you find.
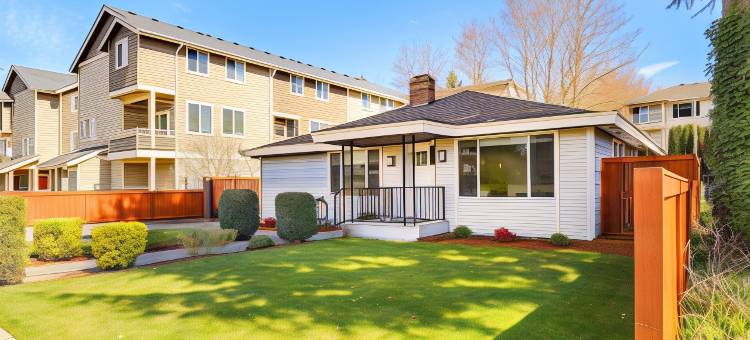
[412,134,416,226]
[401,135,406,226]
[7,170,13,191]
[148,91,156,148]
[148,157,156,191]
[349,141,354,223]
[31,167,37,192]
[341,144,345,222]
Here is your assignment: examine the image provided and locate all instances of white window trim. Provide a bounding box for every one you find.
[361,92,371,110]
[155,112,169,130]
[224,57,246,84]
[71,95,79,113]
[612,139,624,157]
[672,101,696,119]
[457,131,558,200]
[273,116,299,138]
[79,118,96,140]
[186,100,214,136]
[115,37,128,70]
[70,131,78,152]
[186,47,210,77]
[290,74,304,96]
[315,80,330,102]
[326,147,382,193]
[221,105,245,138]
[309,119,334,133]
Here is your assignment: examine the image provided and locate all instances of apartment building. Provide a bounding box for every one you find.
[624,82,712,151]
[0,91,11,158]
[0,66,78,191]
[28,5,404,192]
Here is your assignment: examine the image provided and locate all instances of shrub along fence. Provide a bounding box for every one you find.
[204,177,260,218]
[0,190,205,225]
[633,167,690,339]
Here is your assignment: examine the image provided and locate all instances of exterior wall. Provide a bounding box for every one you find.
[156,159,175,190]
[173,46,268,188]
[6,74,27,97]
[137,36,178,90]
[108,25,138,92]
[272,71,348,135]
[35,92,61,162]
[1,102,11,134]
[79,54,123,149]
[110,160,124,189]
[123,162,148,189]
[83,15,114,61]
[435,139,457,227]
[627,98,713,150]
[559,128,591,240]
[77,157,110,190]
[11,90,35,158]
[60,90,79,153]
[594,128,613,237]
[261,154,332,219]
[347,89,387,122]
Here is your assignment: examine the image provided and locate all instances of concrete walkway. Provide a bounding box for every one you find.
[0,326,14,340]
[25,218,220,242]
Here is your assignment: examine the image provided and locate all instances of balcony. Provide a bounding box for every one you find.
[109,128,175,153]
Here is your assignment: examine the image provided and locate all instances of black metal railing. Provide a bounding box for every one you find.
[316,196,329,225]
[332,186,445,226]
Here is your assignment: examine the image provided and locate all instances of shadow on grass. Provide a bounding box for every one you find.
[6,239,633,339]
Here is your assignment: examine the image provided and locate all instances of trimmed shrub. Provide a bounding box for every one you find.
[179,229,238,255]
[261,216,276,229]
[453,226,472,238]
[494,227,516,242]
[218,189,260,238]
[91,222,147,270]
[33,218,83,260]
[0,196,26,285]
[549,233,571,246]
[81,241,92,257]
[275,192,318,242]
[248,235,275,250]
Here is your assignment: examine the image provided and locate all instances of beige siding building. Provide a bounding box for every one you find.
[48,5,406,191]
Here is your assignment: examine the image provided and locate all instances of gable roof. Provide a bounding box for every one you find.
[628,82,711,105]
[0,91,11,102]
[71,5,405,101]
[37,146,107,169]
[435,79,525,99]
[321,91,589,132]
[0,154,39,174]
[2,65,77,94]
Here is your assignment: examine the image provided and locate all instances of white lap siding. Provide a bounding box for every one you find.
[435,139,457,228]
[594,128,614,237]
[261,154,332,220]
[558,128,592,240]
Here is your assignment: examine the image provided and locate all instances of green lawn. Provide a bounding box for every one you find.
[0,239,633,339]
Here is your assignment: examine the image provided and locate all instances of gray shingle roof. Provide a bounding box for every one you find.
[10,65,77,92]
[37,146,106,169]
[628,82,711,104]
[0,154,39,173]
[321,91,590,132]
[99,6,404,100]
[261,134,314,148]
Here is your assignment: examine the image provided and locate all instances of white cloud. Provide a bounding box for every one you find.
[409,19,419,25]
[1,1,73,69]
[638,61,679,78]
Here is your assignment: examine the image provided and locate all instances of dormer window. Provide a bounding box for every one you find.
[115,38,128,69]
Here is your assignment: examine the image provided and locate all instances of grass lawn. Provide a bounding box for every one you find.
[0,239,633,339]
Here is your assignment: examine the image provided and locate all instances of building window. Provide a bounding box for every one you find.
[290,75,304,95]
[70,131,78,151]
[367,150,380,188]
[79,118,96,139]
[222,108,244,136]
[21,137,34,156]
[115,38,128,69]
[0,140,5,157]
[330,153,341,192]
[415,151,428,166]
[187,102,212,134]
[613,140,625,157]
[316,81,329,101]
[429,145,436,165]
[331,149,381,191]
[71,95,79,112]
[309,120,332,132]
[361,93,370,109]
[274,117,298,138]
[225,58,245,83]
[529,135,554,197]
[631,104,662,124]
[385,98,395,110]
[458,140,478,197]
[187,48,209,75]
[673,102,693,118]
[155,113,168,130]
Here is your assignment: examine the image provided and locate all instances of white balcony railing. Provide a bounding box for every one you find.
[109,128,175,153]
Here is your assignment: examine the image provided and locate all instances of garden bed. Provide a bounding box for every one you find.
[419,233,634,257]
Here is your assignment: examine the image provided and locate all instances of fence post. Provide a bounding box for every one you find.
[203,177,212,219]
[633,167,689,340]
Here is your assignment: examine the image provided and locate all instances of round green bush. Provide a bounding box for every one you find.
[248,235,275,250]
[453,225,472,238]
[91,222,148,270]
[218,189,260,238]
[549,233,571,246]
[275,192,318,242]
[33,218,83,260]
[0,197,26,285]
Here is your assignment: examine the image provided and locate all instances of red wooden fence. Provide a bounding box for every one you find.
[205,177,260,217]
[1,190,205,225]
[633,167,690,339]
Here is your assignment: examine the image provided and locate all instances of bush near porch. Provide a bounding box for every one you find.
[0,239,634,339]
[275,192,318,242]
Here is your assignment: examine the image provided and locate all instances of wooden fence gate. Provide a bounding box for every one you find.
[204,177,260,217]
[601,155,700,238]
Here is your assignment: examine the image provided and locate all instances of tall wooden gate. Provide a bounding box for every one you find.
[601,155,700,238]
[204,177,260,217]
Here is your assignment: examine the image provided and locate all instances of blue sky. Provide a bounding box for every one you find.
[0,0,720,91]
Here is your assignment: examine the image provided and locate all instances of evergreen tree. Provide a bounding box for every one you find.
[446,70,461,88]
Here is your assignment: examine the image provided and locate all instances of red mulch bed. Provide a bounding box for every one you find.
[420,233,633,257]
[28,256,92,267]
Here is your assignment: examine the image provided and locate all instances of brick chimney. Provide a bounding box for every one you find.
[409,74,435,106]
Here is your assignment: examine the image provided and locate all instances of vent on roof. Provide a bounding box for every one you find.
[248,47,255,50]
[217,37,223,41]
[206,34,212,37]
[127,11,137,15]
[279,56,286,59]
[233,42,239,45]
[307,63,312,66]
[331,71,336,74]
[264,51,270,55]
[151,18,159,22]
[177,25,184,29]
[320,67,326,71]
[196,32,204,35]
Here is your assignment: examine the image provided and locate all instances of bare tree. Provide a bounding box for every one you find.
[492,0,641,109]
[183,136,248,187]
[454,20,493,85]
[391,42,448,89]
[579,66,651,111]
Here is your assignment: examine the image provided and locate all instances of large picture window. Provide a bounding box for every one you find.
[460,134,555,198]
[330,149,380,192]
